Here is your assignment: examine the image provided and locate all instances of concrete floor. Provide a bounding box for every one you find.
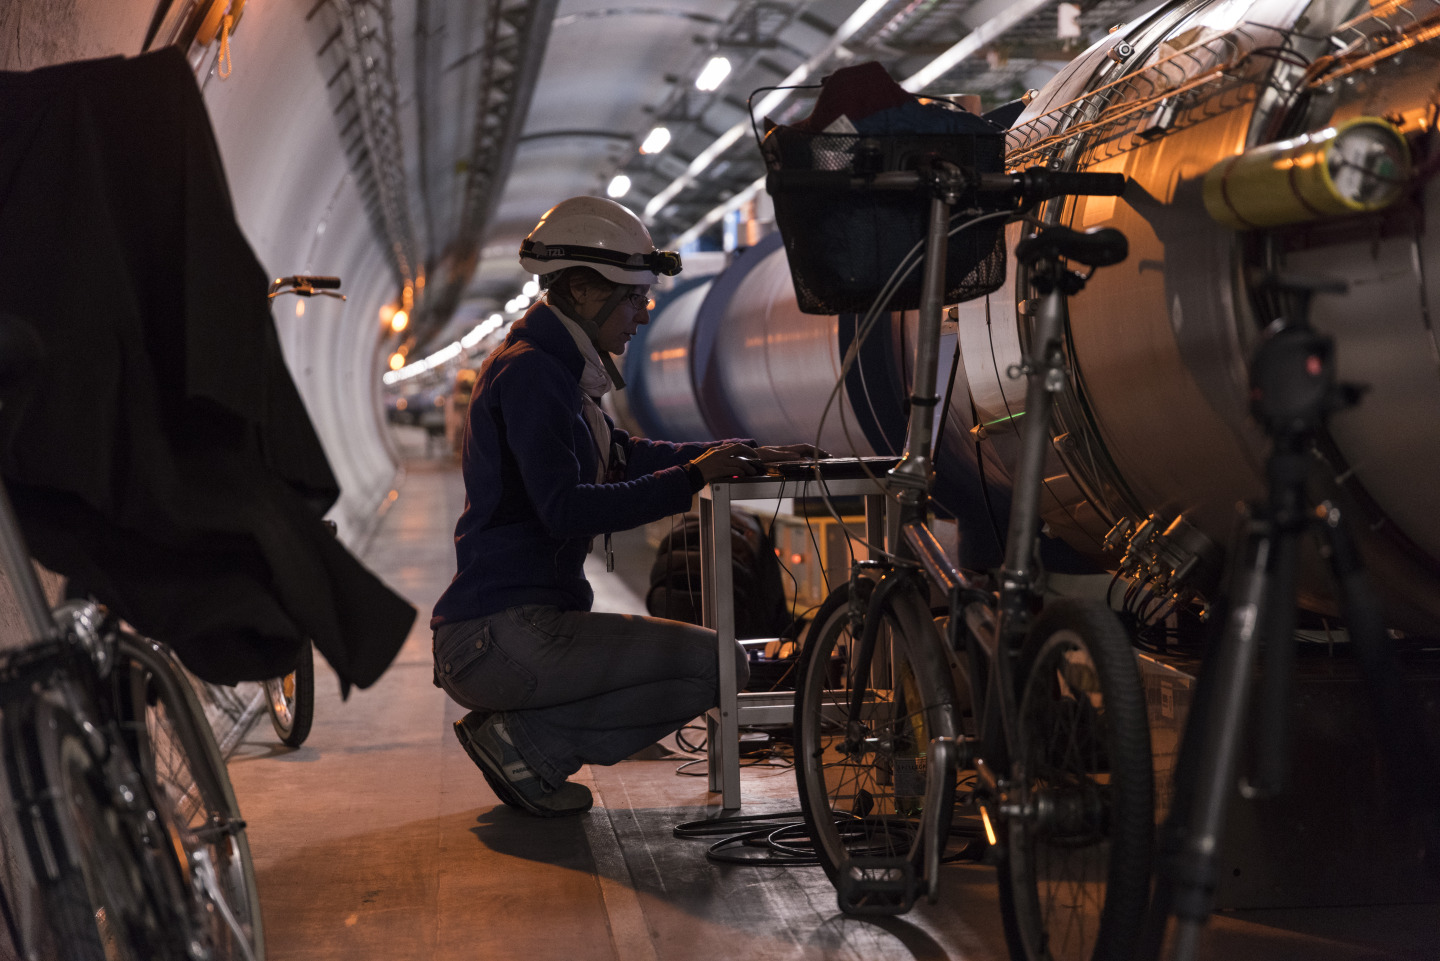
[222,429,1440,961]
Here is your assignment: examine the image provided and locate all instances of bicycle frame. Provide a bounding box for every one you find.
[876,174,1087,883]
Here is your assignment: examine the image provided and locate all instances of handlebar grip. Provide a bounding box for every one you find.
[766,170,858,194]
[296,275,342,289]
[1019,169,1128,200]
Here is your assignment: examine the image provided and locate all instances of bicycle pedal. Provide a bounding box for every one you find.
[193,817,246,842]
[836,856,919,916]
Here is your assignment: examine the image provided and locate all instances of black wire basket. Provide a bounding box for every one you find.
[761,126,1008,315]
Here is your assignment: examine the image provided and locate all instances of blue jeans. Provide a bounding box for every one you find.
[433,605,749,789]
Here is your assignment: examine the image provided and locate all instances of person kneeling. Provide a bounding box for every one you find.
[430,197,819,816]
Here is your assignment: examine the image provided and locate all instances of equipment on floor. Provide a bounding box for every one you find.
[646,510,789,643]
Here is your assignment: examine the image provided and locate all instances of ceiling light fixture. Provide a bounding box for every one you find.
[640,126,672,155]
[643,0,892,220]
[667,0,1056,241]
[694,56,732,92]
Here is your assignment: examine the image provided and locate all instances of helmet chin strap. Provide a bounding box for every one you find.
[548,287,629,389]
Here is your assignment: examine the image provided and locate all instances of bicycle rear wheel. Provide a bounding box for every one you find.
[3,695,188,960]
[998,598,1153,961]
[113,633,265,961]
[793,576,960,914]
[264,639,315,748]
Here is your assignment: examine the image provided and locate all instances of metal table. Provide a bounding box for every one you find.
[699,461,894,810]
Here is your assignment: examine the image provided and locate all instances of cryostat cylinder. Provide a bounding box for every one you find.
[1202,117,1411,229]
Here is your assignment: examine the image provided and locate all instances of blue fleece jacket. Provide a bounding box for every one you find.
[431,304,743,627]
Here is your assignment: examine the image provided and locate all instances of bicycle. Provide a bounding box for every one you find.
[0,313,264,960]
[771,160,1155,961]
[253,272,345,749]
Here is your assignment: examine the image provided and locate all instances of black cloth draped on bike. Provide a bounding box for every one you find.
[0,48,415,691]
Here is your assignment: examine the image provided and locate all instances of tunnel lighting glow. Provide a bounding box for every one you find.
[389,309,409,334]
[653,0,1029,226]
[640,126,671,155]
[694,56,731,92]
[295,300,305,317]
[380,303,397,324]
[383,339,468,385]
[522,279,539,297]
[607,174,632,199]
[1057,2,1081,38]
[462,314,504,350]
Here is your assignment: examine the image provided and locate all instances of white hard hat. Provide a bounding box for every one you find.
[519,196,683,286]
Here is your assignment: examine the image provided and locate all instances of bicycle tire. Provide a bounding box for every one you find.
[793,576,960,912]
[3,695,188,961]
[998,597,1154,961]
[112,632,266,961]
[264,639,315,748]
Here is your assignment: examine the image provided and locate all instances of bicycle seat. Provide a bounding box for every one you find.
[1015,225,1128,268]
[0,312,44,393]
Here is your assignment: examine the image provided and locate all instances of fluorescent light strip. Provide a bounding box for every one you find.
[671,0,1057,248]
[643,0,893,220]
[900,0,1054,92]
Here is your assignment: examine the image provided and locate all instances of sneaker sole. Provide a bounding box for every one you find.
[452,719,590,818]
[453,719,526,812]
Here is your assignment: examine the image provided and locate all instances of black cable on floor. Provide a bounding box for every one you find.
[673,810,990,868]
[673,810,821,865]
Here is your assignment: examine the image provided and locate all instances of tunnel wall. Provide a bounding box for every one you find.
[199,2,402,548]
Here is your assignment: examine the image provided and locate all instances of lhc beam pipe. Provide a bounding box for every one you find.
[626,231,1083,573]
[624,274,715,443]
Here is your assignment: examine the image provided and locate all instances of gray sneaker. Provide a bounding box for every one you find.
[453,711,593,818]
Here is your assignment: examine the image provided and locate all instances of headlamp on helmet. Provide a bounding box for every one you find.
[520,239,683,278]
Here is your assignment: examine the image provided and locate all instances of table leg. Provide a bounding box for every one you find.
[699,485,741,808]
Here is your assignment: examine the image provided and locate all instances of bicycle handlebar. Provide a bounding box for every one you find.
[268,275,346,302]
[271,275,342,291]
[765,165,1126,204]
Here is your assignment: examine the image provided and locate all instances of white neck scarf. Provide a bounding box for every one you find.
[551,305,613,481]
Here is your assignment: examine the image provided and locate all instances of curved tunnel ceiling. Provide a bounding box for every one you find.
[0,0,1155,533]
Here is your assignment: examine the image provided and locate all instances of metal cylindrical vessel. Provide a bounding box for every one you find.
[624,275,716,442]
[995,0,1440,628]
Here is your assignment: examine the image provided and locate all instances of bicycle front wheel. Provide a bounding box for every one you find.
[113,633,265,961]
[793,576,959,913]
[264,638,315,748]
[998,598,1153,961]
